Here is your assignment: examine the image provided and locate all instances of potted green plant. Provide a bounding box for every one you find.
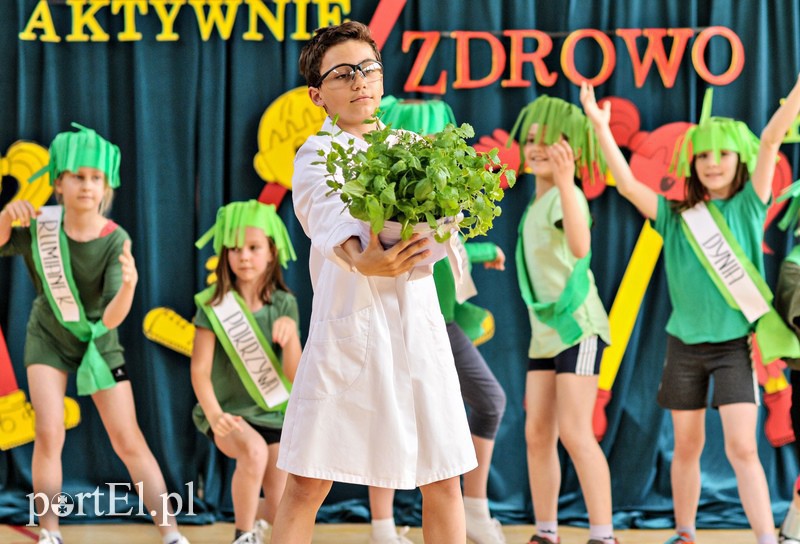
[316,119,516,260]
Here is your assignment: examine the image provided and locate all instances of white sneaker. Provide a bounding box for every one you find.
[466,515,506,544]
[369,525,413,544]
[780,535,800,544]
[232,532,257,544]
[167,536,191,544]
[253,519,270,544]
[38,529,64,544]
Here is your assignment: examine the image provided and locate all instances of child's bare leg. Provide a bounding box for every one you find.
[271,474,332,543]
[256,442,286,524]
[367,486,396,519]
[720,403,775,536]
[419,476,464,544]
[214,422,268,531]
[463,435,494,498]
[670,409,705,530]
[556,373,612,525]
[92,381,178,536]
[28,364,68,532]
[524,371,559,522]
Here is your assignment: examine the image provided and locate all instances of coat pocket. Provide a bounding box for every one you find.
[294,307,371,400]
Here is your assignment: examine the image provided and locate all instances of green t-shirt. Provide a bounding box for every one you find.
[432,240,497,323]
[0,224,127,367]
[652,182,767,344]
[521,185,610,358]
[192,289,300,433]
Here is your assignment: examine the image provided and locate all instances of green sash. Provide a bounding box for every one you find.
[195,286,291,410]
[30,206,116,395]
[515,202,591,345]
[680,201,800,362]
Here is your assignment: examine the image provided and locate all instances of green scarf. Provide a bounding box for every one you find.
[515,201,591,345]
[30,206,116,395]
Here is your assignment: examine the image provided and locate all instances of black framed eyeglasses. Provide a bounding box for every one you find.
[315,60,384,89]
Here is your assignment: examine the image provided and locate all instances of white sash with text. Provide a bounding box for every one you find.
[36,206,80,322]
[681,202,770,323]
[211,291,290,408]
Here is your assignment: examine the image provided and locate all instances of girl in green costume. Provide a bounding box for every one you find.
[510,96,615,544]
[0,124,191,544]
[191,200,301,544]
[582,75,800,544]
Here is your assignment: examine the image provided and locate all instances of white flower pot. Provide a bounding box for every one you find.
[360,216,459,267]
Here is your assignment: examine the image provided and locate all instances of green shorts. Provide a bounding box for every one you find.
[24,318,125,373]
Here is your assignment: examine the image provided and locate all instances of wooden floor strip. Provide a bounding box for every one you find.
[0,523,758,543]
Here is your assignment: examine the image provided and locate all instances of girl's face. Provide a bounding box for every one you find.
[55,167,107,213]
[523,123,563,178]
[227,227,273,285]
[693,149,740,199]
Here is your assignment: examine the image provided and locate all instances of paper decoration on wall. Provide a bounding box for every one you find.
[0,324,81,450]
[253,86,327,207]
[593,221,663,441]
[143,308,195,358]
[1,141,52,222]
[752,337,794,447]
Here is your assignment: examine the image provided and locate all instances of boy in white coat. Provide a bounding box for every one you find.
[271,21,477,544]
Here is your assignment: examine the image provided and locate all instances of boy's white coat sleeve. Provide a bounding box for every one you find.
[292,133,364,272]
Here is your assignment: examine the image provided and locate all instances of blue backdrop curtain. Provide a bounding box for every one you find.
[1,0,799,530]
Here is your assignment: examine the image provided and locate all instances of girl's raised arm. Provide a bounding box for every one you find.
[580,82,659,220]
[751,73,800,203]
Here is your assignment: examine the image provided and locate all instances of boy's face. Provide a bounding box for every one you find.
[308,40,383,134]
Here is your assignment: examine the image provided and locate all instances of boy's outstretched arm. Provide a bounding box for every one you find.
[580,82,658,220]
[752,73,800,203]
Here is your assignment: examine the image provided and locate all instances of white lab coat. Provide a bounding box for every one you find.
[277,117,477,489]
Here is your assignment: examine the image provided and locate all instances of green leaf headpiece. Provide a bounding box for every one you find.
[195,200,297,268]
[31,122,121,188]
[378,95,457,135]
[778,179,800,236]
[507,94,606,185]
[670,88,760,178]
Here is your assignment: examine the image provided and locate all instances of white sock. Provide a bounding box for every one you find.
[162,531,183,544]
[757,534,778,544]
[536,520,558,542]
[40,530,63,542]
[463,496,491,520]
[589,523,615,543]
[371,517,397,539]
[783,502,800,538]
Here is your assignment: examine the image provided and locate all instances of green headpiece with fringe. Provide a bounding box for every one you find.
[507,94,606,185]
[670,88,760,178]
[31,122,121,188]
[378,96,457,135]
[195,200,297,268]
[778,179,800,236]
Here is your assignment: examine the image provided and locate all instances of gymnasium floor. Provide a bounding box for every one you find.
[0,523,756,543]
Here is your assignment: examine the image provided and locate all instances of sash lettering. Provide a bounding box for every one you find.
[212,292,290,408]
[36,207,80,322]
[681,202,769,323]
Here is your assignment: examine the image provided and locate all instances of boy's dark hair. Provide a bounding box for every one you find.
[298,21,381,87]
